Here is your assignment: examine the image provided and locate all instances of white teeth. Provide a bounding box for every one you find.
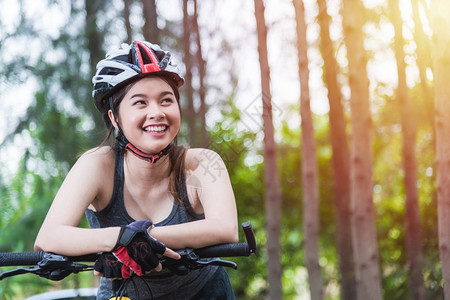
[145,125,166,132]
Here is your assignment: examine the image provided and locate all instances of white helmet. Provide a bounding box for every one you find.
[92,41,184,111]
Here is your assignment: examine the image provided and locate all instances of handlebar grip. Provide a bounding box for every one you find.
[0,252,44,266]
[0,252,99,267]
[195,242,250,258]
[242,221,257,254]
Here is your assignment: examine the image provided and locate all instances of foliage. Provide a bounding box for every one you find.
[0,0,107,296]
[0,0,444,299]
[207,97,266,298]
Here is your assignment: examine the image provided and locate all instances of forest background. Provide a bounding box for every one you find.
[1,0,450,299]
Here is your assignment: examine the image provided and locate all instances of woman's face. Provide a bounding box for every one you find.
[109,76,181,154]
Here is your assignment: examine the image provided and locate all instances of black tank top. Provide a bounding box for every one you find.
[85,149,218,300]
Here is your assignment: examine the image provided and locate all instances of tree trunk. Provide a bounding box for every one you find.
[411,0,433,96]
[430,0,450,298]
[341,0,382,299]
[192,0,209,147]
[293,1,323,299]
[182,0,196,146]
[388,1,425,299]
[123,0,132,43]
[411,0,435,149]
[316,0,356,299]
[254,0,283,298]
[142,0,160,44]
[85,0,105,131]
[85,0,103,79]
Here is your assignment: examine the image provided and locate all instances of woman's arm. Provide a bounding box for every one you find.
[34,148,121,256]
[150,148,239,249]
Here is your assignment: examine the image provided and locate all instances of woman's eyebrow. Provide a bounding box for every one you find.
[159,91,174,97]
[129,90,174,100]
[130,93,147,99]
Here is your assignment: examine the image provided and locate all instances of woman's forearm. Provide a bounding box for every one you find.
[34,225,121,256]
[150,219,238,250]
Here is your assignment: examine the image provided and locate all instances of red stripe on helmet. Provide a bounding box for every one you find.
[135,41,161,73]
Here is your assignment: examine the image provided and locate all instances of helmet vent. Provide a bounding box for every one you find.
[94,82,112,91]
[99,67,124,76]
[138,44,156,66]
[115,54,130,62]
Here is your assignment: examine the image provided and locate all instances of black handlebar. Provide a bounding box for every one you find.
[0,252,100,267]
[0,251,44,267]
[0,221,256,280]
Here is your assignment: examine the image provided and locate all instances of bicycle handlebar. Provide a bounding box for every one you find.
[0,252,99,267]
[0,221,256,280]
[0,252,43,267]
[0,221,256,267]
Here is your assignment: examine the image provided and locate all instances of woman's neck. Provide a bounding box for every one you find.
[123,151,171,184]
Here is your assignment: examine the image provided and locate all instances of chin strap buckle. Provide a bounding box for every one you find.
[125,143,172,164]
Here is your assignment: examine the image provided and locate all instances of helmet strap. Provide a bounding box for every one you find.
[109,96,115,115]
[124,142,172,164]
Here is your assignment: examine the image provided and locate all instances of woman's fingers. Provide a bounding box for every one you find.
[164,247,181,260]
[154,262,163,272]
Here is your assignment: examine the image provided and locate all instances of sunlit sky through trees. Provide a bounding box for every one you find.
[0,0,433,176]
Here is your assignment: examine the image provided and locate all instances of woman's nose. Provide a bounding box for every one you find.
[146,104,165,120]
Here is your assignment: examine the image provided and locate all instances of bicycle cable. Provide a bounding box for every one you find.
[113,275,154,300]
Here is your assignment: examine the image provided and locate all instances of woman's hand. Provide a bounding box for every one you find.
[93,220,180,278]
[93,246,180,278]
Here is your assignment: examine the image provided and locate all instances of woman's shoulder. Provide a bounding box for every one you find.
[81,146,115,159]
[77,146,116,170]
[70,147,116,210]
[184,148,225,171]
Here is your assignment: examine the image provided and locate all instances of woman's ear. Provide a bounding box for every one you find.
[108,109,119,130]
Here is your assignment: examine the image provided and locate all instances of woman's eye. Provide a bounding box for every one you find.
[134,100,146,105]
[161,98,173,104]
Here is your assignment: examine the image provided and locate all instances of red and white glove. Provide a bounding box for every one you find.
[94,220,166,278]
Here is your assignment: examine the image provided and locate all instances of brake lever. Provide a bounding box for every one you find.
[0,267,38,280]
[0,253,94,281]
[194,258,237,269]
[160,248,238,276]
[0,263,93,281]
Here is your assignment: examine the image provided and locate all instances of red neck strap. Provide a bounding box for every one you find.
[124,143,171,164]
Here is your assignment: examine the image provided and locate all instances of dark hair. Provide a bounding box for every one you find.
[97,75,186,205]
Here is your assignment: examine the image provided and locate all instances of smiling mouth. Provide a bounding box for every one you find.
[144,125,167,133]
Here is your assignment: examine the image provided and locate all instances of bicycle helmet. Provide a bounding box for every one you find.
[92,41,184,112]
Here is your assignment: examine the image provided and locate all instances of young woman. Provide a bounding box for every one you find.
[34,41,238,299]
